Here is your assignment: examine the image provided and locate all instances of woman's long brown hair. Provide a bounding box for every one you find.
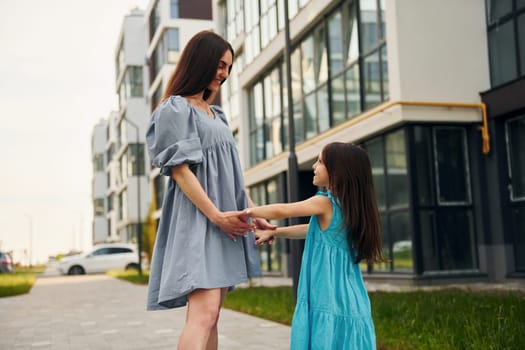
[160,30,234,104]
[322,142,384,264]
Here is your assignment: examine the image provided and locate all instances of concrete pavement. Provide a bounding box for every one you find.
[0,263,291,350]
[2,263,524,349]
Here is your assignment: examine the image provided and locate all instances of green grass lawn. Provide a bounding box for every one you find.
[223,286,525,350]
[0,265,45,297]
[107,271,525,349]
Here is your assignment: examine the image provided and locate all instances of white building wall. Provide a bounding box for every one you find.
[91,119,108,244]
[386,0,490,103]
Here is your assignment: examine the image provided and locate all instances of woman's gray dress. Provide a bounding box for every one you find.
[145,95,261,310]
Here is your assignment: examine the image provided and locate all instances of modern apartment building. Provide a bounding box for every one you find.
[92,8,152,246]
[91,119,108,244]
[214,0,525,284]
[92,0,524,284]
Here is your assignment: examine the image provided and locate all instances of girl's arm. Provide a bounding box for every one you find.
[246,194,277,231]
[172,164,254,240]
[245,195,331,221]
[255,224,309,245]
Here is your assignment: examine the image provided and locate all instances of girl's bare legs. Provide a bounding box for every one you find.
[177,288,228,350]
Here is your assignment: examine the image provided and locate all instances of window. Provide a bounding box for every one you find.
[486,0,525,86]
[225,0,244,42]
[247,0,388,167]
[244,0,260,64]
[506,115,525,200]
[127,66,143,97]
[118,191,126,221]
[128,144,145,176]
[260,0,278,49]
[151,28,180,83]
[170,0,179,18]
[413,125,478,272]
[94,198,105,216]
[434,128,471,204]
[249,178,284,273]
[222,54,243,123]
[93,154,104,172]
[365,129,411,273]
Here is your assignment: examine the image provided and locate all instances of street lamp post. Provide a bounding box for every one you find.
[283,0,301,299]
[24,214,33,267]
[123,118,143,275]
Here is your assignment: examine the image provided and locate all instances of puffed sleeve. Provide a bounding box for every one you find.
[146,96,203,176]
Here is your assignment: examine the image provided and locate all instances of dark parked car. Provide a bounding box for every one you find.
[0,251,13,273]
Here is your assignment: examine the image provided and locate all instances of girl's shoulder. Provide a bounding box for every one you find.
[312,191,333,214]
[316,190,337,203]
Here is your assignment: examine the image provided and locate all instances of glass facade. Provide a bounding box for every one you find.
[118,66,144,109]
[248,65,286,166]
[247,0,388,165]
[222,53,244,124]
[151,28,180,84]
[486,0,525,86]
[249,178,285,273]
[128,144,145,176]
[216,0,524,280]
[365,129,412,272]
[93,154,104,172]
[94,198,105,216]
[412,126,478,273]
[505,115,525,270]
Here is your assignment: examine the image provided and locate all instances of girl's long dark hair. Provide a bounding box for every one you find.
[322,142,384,264]
[160,30,234,103]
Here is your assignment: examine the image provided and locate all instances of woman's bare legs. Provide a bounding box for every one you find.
[205,288,228,350]
[177,288,228,350]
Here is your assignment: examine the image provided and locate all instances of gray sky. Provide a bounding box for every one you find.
[0,0,149,264]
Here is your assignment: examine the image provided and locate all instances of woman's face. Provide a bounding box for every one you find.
[208,50,233,92]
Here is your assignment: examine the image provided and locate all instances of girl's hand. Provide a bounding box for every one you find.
[253,217,276,244]
[253,217,277,231]
[254,229,276,245]
[214,211,255,241]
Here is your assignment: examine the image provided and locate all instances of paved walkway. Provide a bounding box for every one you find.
[0,263,291,350]
[2,263,523,349]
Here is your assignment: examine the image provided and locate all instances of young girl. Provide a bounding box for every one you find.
[245,142,383,349]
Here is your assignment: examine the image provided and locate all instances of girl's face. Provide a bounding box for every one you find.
[312,151,329,188]
[208,49,233,92]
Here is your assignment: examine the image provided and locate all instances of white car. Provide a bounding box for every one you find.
[58,243,140,275]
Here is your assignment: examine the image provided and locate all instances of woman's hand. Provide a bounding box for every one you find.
[254,229,276,245]
[213,211,255,241]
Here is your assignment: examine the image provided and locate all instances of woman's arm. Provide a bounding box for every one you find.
[255,224,308,245]
[172,164,253,240]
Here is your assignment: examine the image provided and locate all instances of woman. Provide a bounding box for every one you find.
[146,30,273,349]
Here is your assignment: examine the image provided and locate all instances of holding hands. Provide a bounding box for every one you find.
[241,209,277,245]
[214,211,255,241]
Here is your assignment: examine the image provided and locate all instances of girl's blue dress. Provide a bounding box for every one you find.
[291,191,376,349]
